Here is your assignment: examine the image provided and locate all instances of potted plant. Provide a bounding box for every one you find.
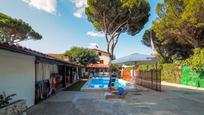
[0,92,27,115]
[0,92,16,108]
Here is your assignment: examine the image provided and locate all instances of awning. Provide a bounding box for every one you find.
[111,53,158,65]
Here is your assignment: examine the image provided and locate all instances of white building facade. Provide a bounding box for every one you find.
[0,49,35,107]
[0,43,80,107]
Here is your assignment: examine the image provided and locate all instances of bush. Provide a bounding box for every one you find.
[110,64,121,72]
[161,64,180,83]
[137,64,162,70]
[185,48,204,71]
[180,65,204,87]
[0,92,16,108]
[199,79,204,88]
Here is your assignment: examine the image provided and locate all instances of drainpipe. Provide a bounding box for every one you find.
[34,58,38,104]
[64,66,67,88]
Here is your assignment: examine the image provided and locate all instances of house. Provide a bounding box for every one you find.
[48,47,111,74]
[48,54,70,61]
[48,53,87,78]
[0,42,81,107]
[86,48,111,73]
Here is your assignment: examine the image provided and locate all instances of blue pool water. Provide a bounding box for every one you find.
[92,74,111,79]
[88,75,134,88]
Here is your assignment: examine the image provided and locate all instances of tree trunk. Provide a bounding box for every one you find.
[102,14,127,61]
[110,46,115,60]
[105,35,118,60]
[105,35,114,60]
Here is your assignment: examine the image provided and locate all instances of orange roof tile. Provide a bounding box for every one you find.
[87,64,109,68]
[48,53,64,57]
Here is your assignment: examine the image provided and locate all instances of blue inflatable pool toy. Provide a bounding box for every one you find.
[118,87,124,95]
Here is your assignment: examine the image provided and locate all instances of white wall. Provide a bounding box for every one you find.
[99,55,111,65]
[0,49,35,107]
[95,50,111,65]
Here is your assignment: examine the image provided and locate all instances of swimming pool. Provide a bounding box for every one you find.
[81,74,134,91]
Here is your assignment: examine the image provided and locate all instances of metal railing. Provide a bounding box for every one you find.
[136,70,161,91]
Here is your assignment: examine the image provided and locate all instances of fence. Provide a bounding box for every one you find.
[136,70,161,91]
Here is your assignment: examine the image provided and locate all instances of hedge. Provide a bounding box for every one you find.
[137,64,180,83]
[137,64,162,70]
[180,65,204,87]
[161,64,180,83]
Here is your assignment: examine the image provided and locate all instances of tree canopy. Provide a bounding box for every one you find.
[65,47,99,66]
[143,0,204,63]
[185,48,204,71]
[0,12,42,43]
[85,0,150,59]
[142,30,193,63]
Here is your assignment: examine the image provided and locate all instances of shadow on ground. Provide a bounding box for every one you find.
[63,80,87,91]
[27,85,204,115]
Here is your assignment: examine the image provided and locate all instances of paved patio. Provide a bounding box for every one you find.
[27,85,204,115]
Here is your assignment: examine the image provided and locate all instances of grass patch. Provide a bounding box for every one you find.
[63,80,87,91]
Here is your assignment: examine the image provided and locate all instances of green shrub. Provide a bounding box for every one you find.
[123,66,134,71]
[180,76,190,85]
[161,64,180,83]
[110,64,121,72]
[187,77,200,87]
[180,65,204,87]
[185,48,204,71]
[137,64,162,70]
[199,79,204,88]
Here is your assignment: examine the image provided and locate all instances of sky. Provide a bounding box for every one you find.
[0,0,163,58]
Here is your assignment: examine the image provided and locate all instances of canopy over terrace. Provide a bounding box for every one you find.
[111,53,158,65]
[112,53,161,91]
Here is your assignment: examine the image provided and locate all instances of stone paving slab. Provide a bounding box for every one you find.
[27,85,204,115]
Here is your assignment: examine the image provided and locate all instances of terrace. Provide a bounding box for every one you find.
[26,53,204,115]
[27,84,204,115]
[1,0,204,115]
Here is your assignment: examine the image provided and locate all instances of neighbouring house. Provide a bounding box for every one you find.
[48,54,70,61]
[48,47,111,74]
[0,42,82,107]
[48,53,86,78]
[86,48,111,73]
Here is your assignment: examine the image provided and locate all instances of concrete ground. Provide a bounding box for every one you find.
[27,85,204,115]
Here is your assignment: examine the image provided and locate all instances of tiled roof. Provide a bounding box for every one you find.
[92,48,109,54]
[87,64,109,68]
[0,42,79,66]
[48,53,64,57]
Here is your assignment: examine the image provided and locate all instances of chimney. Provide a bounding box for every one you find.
[64,54,69,61]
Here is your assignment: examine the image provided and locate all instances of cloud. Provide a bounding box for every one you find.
[73,8,84,18]
[88,43,99,49]
[72,0,87,18]
[22,0,57,14]
[87,31,104,37]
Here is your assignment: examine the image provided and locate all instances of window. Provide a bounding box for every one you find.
[98,52,102,56]
[99,60,104,64]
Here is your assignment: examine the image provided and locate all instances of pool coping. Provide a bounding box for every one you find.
[80,78,136,92]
